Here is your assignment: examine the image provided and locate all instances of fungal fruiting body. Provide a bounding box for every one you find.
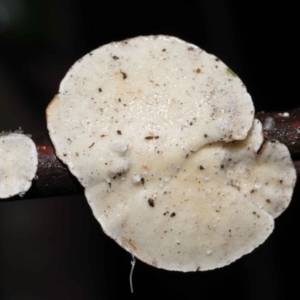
[0,133,38,199]
[46,35,296,271]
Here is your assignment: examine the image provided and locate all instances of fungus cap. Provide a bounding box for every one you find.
[0,133,38,199]
[46,35,296,271]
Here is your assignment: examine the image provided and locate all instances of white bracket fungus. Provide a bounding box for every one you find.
[46,35,296,271]
[0,133,38,199]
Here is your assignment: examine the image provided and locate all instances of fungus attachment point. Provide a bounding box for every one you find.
[0,133,38,199]
[46,35,296,271]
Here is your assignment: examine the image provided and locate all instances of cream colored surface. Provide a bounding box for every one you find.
[0,133,38,199]
[211,120,296,218]
[47,35,296,271]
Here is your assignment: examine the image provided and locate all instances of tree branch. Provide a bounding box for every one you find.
[16,134,83,200]
[256,108,300,154]
[6,108,300,200]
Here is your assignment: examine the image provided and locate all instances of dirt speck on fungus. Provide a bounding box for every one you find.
[120,71,127,80]
[148,198,155,207]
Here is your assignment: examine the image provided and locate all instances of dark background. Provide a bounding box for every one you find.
[0,1,299,299]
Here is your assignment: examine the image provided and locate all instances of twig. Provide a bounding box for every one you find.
[256,108,300,154]
[5,108,300,200]
[256,108,300,175]
[15,134,83,200]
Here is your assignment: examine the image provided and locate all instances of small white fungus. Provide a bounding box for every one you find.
[0,133,38,199]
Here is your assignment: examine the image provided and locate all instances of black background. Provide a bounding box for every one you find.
[0,1,299,299]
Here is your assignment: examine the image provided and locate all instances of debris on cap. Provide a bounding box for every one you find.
[214,119,296,218]
[0,133,38,199]
[46,35,296,271]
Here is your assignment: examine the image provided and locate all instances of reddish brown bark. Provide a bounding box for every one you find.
[256,108,300,154]
[11,134,83,200]
[256,108,300,176]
